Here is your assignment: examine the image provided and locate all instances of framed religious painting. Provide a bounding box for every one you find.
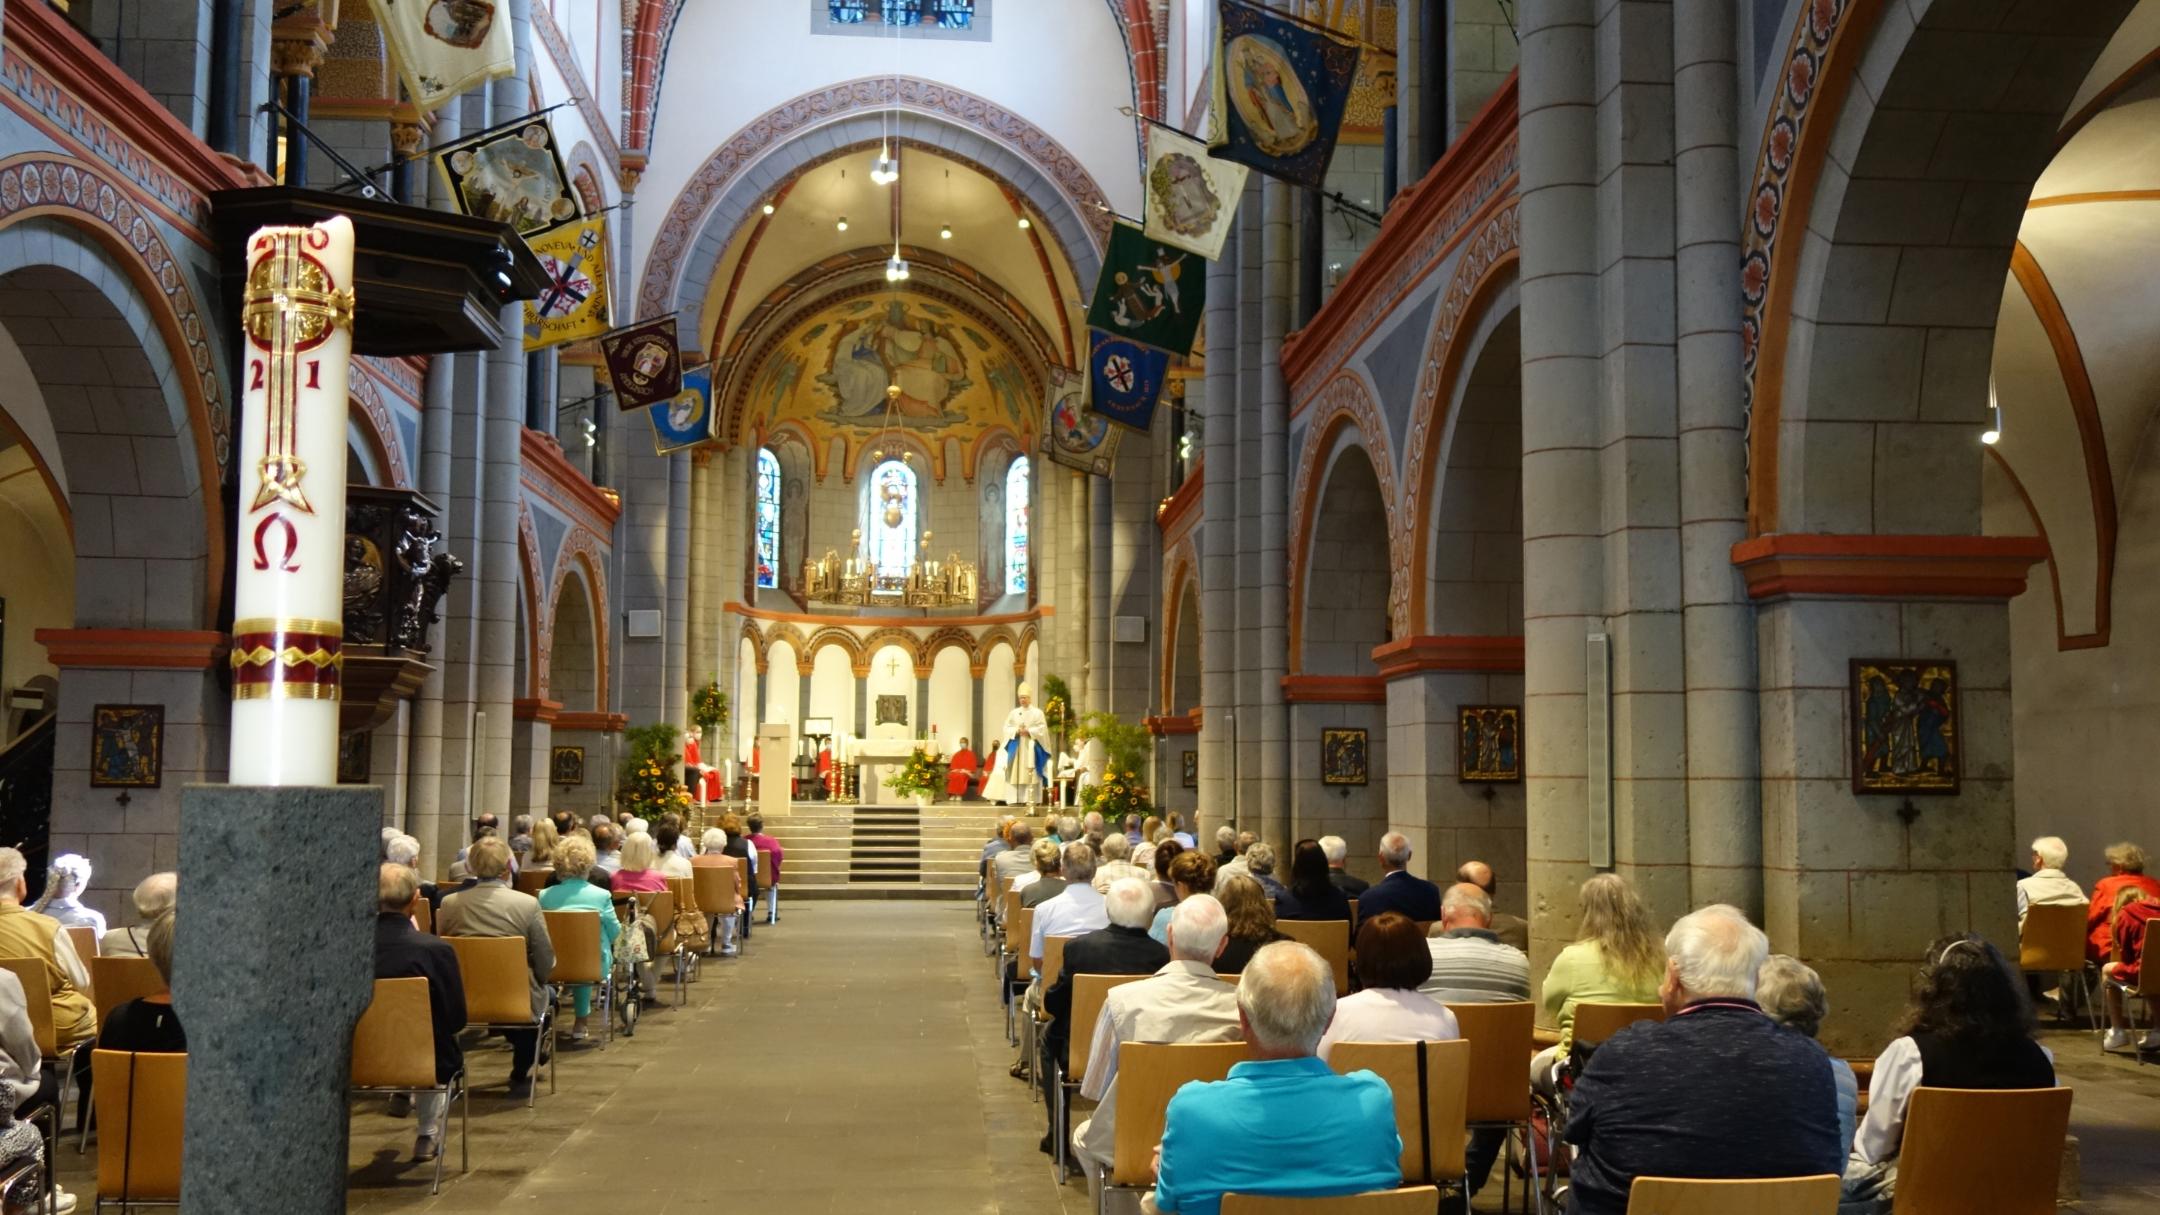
[875,694,909,727]
[1181,749,1198,788]
[337,731,372,785]
[551,745,586,787]
[89,704,162,788]
[1850,659,1960,795]
[1458,705,1523,783]
[1319,727,1367,786]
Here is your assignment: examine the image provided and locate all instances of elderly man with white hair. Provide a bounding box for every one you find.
[1148,941,1401,1215]
[1071,894,1243,1194]
[1037,879,1170,1153]
[1352,832,1441,923]
[100,872,178,959]
[2016,834,2085,929]
[1030,842,1107,971]
[1091,832,1149,893]
[1561,905,1843,1215]
[1318,835,1367,897]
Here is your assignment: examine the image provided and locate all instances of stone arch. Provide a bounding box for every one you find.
[975,624,1021,672]
[517,500,546,698]
[739,618,768,674]
[856,627,924,678]
[804,626,866,674]
[762,622,811,675]
[1297,426,1394,676]
[636,77,1113,333]
[1014,623,1039,676]
[553,528,611,707]
[1745,0,2135,536]
[549,558,602,713]
[922,626,977,671]
[347,363,410,489]
[1288,377,1400,670]
[0,201,228,627]
[966,425,1028,484]
[1399,203,1520,632]
[1162,540,1200,714]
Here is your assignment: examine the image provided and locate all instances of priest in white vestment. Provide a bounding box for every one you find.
[983,686,1051,807]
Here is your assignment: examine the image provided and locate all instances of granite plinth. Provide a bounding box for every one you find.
[173,784,383,1214]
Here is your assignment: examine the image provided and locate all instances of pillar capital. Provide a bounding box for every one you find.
[1371,634,1526,680]
[1731,534,2048,602]
[34,628,226,670]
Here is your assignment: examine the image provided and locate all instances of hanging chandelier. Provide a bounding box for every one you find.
[802,386,978,608]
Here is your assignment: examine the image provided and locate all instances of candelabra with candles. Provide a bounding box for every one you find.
[801,382,979,607]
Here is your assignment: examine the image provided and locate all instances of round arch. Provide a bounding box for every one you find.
[804,626,866,674]
[1288,378,1400,670]
[1297,430,1395,676]
[1162,540,1200,714]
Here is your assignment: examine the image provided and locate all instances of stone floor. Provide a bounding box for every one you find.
[45,902,2160,1211]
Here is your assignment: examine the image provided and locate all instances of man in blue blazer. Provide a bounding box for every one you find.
[1349,832,1442,925]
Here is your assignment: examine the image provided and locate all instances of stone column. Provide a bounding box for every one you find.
[665,447,692,732]
[687,449,715,703]
[1107,424,1156,722]
[1199,217,1239,841]
[1066,469,1090,704]
[509,702,554,814]
[1233,180,1264,832]
[1087,474,1112,714]
[1257,180,1293,850]
[1672,0,1761,913]
[1516,0,1605,971]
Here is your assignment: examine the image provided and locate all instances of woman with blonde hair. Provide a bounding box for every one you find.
[1214,873,1288,973]
[526,818,560,870]
[1539,873,1664,1060]
[535,835,621,1041]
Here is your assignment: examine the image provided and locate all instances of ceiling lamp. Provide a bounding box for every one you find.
[885,251,911,282]
[940,223,953,240]
[1016,215,1031,230]
[1980,377,2002,446]
[762,201,776,215]
[871,140,899,186]
[803,384,976,608]
[836,216,849,232]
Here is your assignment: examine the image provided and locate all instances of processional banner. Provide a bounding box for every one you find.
[1144,122,1247,261]
[522,216,612,351]
[1208,0,1363,190]
[1086,330,1171,434]
[1085,221,1205,358]
[369,0,517,113]
[649,363,716,454]
[600,315,684,411]
[1040,364,1123,476]
[433,118,582,240]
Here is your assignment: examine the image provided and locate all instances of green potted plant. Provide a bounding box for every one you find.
[884,747,948,810]
[618,722,692,821]
[691,681,729,739]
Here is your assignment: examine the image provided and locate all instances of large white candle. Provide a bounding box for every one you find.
[228,217,357,786]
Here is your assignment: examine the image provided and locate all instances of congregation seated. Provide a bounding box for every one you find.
[1456,859,1529,951]
[1759,954,1857,1158]
[1149,850,1216,944]
[1562,904,1843,1215]
[613,832,672,893]
[1144,840,1181,910]
[1275,841,1352,922]
[1073,894,1241,1186]
[508,814,535,863]
[1317,912,1457,1057]
[588,822,623,885]
[538,836,621,1043]
[1164,812,1196,850]
[2088,841,2160,963]
[1353,833,1441,924]
[1147,941,1401,1215]
[525,818,560,871]
[373,863,465,1163]
[746,815,784,886]
[0,847,93,1049]
[719,813,760,903]
[2016,834,2085,929]
[2102,886,2159,1053]
[653,824,694,879]
[32,854,106,936]
[1213,874,1287,974]
[1537,872,1663,1070]
[694,831,748,956]
[1845,935,2056,1211]
[1213,832,1256,887]
[1013,839,1067,907]
[1030,843,1107,972]
[437,837,555,1097]
[992,823,1036,890]
[99,910,184,1054]
[100,871,177,959]
[1420,882,1530,1005]
[1039,878,1169,1149]
[0,966,73,1212]
[1091,833,1149,893]
[1212,827,1239,868]
[386,834,442,919]
[1319,834,1367,897]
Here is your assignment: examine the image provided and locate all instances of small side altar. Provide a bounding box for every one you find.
[851,737,932,807]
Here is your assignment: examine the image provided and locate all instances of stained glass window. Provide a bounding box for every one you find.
[929,0,974,28]
[826,0,972,28]
[828,0,869,22]
[755,448,781,590]
[1005,456,1029,594]
[864,458,918,592]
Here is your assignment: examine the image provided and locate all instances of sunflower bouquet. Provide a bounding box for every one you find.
[886,748,947,800]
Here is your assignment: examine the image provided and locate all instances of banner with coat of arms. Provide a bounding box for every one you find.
[1085,221,1206,357]
[1144,122,1248,261]
[434,118,582,240]
[522,216,611,351]
[1040,365,1123,476]
[1086,330,1171,433]
[1208,0,1362,190]
[649,364,716,455]
[600,316,683,411]
[369,0,517,114]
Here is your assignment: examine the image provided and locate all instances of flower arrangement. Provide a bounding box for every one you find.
[691,681,729,735]
[1041,674,1074,733]
[1082,768,1156,822]
[618,722,692,820]
[885,748,947,800]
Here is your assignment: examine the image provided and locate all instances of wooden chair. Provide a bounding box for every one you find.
[732,856,752,949]
[511,866,551,896]
[2019,904,2096,1028]
[65,926,98,964]
[1019,935,1073,1090]
[638,889,688,1005]
[1446,1001,1542,1213]
[1890,1087,2072,1214]
[90,957,165,1035]
[1221,1189,1444,1214]
[1328,1039,1471,1191]
[665,876,705,976]
[0,957,84,1156]
[1103,1041,1249,1205]
[1275,919,1351,994]
[442,936,555,1105]
[1002,907,1035,1046]
[2102,948,2160,1061]
[1625,1175,1840,1214]
[92,1048,185,1212]
[1570,1001,1666,1049]
[414,896,435,935]
[350,977,467,1194]
[755,847,777,924]
[541,910,614,1046]
[1347,897,1360,927]
[690,861,740,958]
[1053,973,1148,1181]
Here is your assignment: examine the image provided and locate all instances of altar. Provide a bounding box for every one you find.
[851,737,930,807]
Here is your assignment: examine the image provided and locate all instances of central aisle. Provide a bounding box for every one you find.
[332,901,1079,1213]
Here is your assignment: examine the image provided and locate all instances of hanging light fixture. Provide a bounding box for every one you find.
[762,201,776,215]
[1016,215,1031,230]
[836,216,849,232]
[940,223,952,240]
[885,249,911,281]
[1981,377,2002,446]
[871,140,899,186]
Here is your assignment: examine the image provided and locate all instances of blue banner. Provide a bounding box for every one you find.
[1087,330,1171,433]
[1209,0,1362,190]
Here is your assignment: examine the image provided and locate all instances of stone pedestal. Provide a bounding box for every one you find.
[174,783,382,1213]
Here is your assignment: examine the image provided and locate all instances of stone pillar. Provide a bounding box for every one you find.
[1087,474,1112,714]
[267,2,334,185]
[175,785,380,1213]
[1199,216,1239,841]
[687,449,715,701]
[509,702,555,814]
[1233,180,1263,833]
[1672,0,1761,914]
[664,452,692,732]
[1066,468,1090,704]
[1378,639,1530,915]
[1107,425,1156,722]
[368,702,412,829]
[1257,180,1293,851]
[407,103,462,870]
[1516,0,1605,971]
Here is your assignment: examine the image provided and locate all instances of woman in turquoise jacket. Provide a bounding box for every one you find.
[536,834,621,1040]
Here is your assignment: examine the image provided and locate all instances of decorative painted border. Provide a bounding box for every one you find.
[634,77,1112,322]
[518,498,547,698]
[1160,532,1199,714]
[349,362,412,489]
[1286,372,1400,673]
[732,607,1051,679]
[531,4,622,177]
[548,525,613,711]
[1730,533,2047,600]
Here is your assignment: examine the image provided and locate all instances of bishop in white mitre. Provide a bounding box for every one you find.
[983,685,1050,807]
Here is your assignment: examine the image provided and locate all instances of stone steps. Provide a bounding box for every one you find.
[727,801,990,896]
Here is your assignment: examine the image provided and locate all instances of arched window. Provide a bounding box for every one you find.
[1005,456,1030,593]
[863,458,918,592]
[755,447,782,589]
